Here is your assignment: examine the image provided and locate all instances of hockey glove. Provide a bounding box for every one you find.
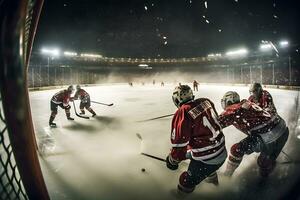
[166,154,179,170]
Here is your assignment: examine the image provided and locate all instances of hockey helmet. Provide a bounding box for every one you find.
[67,85,74,93]
[221,91,240,109]
[172,85,194,108]
[249,83,263,99]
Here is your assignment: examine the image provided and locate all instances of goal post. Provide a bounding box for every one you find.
[0,0,49,199]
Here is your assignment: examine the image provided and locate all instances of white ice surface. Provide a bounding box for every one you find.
[29,83,300,200]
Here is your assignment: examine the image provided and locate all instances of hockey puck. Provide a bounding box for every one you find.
[141,168,146,172]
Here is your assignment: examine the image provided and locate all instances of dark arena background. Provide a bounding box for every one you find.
[1,0,300,200]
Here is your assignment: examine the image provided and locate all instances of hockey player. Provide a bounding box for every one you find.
[73,85,96,117]
[193,80,199,91]
[248,82,277,115]
[166,85,227,194]
[49,85,75,127]
[219,91,289,177]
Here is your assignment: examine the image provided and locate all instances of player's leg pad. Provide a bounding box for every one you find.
[178,172,195,193]
[178,159,223,193]
[257,154,276,177]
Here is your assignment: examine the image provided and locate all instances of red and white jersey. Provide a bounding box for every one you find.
[74,89,90,101]
[219,99,280,136]
[51,90,71,107]
[170,98,227,165]
[248,90,277,115]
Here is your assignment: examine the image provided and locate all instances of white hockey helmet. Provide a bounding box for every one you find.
[76,84,81,90]
[172,85,194,108]
[221,91,240,109]
[67,85,74,93]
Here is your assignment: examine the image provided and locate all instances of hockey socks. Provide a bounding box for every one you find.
[87,108,96,117]
[79,109,85,115]
[224,155,242,176]
[66,109,74,120]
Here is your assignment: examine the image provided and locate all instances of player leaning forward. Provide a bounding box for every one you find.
[219,91,289,177]
[49,85,75,127]
[248,82,277,115]
[73,85,96,117]
[166,85,227,194]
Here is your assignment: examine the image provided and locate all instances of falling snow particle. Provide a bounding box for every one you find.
[204,1,207,9]
[205,19,210,24]
[273,3,276,7]
[203,15,206,19]
[273,15,279,19]
[234,0,238,2]
[189,0,192,4]
[163,36,167,39]
[144,6,148,10]
[164,41,168,45]
[63,3,67,7]
[218,29,222,32]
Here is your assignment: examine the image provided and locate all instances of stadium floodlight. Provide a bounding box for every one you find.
[279,40,289,48]
[41,48,60,57]
[138,64,148,67]
[64,51,77,56]
[207,53,222,57]
[225,48,248,57]
[260,43,272,51]
[260,40,279,54]
[80,53,103,58]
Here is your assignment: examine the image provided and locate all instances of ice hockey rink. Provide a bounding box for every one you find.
[30,83,300,200]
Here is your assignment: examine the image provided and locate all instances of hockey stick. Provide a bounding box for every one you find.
[72,101,89,119]
[136,133,166,162]
[141,152,166,162]
[136,114,174,122]
[91,100,113,106]
[136,133,190,166]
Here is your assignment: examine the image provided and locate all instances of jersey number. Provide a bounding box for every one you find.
[202,109,222,139]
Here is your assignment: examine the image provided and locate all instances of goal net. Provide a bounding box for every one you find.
[0,0,49,199]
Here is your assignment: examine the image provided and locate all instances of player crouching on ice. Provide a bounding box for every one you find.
[49,85,75,127]
[72,85,96,117]
[219,91,289,177]
[248,82,277,115]
[166,85,227,194]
